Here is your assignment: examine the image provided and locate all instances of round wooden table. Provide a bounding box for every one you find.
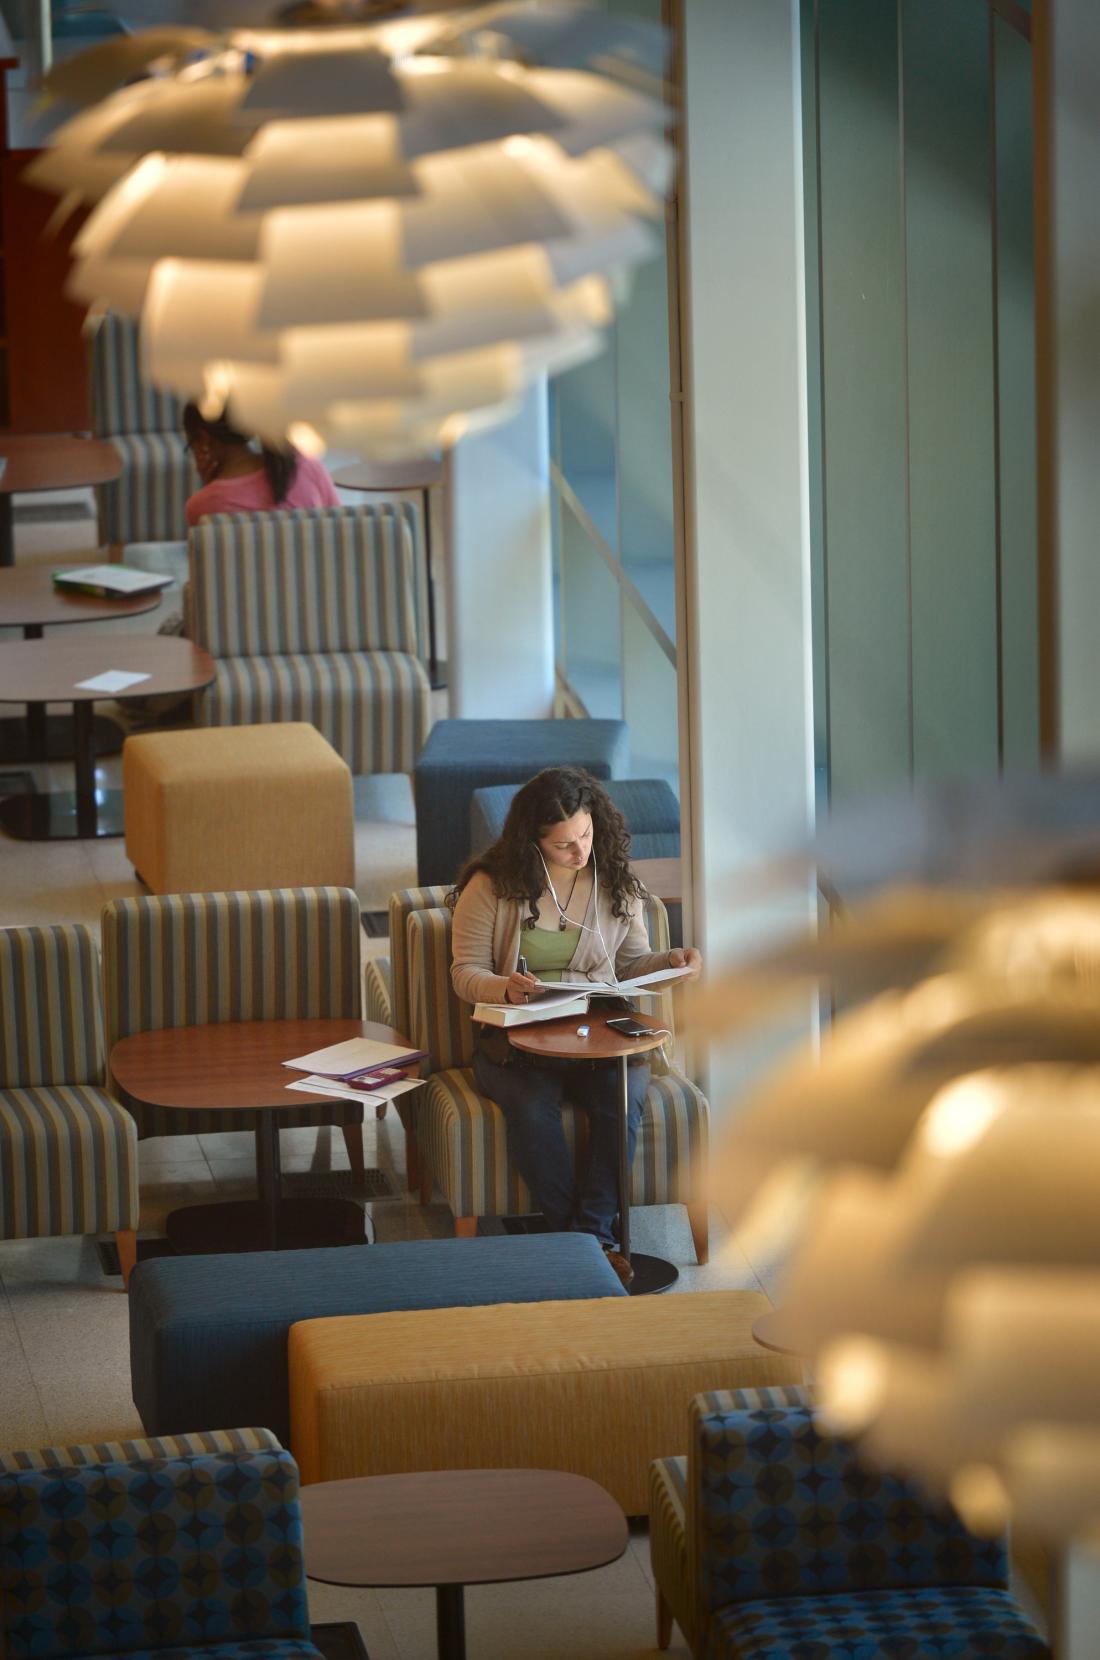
[0,635,214,840]
[301,1468,628,1660]
[509,1009,677,1295]
[110,1017,414,1254]
[0,562,161,766]
[333,455,446,689]
[0,434,123,567]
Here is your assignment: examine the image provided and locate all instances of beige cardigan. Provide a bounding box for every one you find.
[451,868,670,1006]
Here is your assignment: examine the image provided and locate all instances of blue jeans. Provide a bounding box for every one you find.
[472,1046,649,1246]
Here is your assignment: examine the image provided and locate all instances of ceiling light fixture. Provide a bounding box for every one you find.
[30,2,672,458]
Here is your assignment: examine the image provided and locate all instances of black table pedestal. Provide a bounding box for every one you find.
[617,1055,678,1296]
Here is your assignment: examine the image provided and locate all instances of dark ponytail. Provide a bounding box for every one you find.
[259,443,298,505]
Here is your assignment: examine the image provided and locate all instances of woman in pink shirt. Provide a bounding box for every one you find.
[183,403,341,528]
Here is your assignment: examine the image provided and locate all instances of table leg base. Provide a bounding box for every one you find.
[0,786,124,840]
[0,712,124,764]
[166,1197,368,1255]
[436,1584,466,1660]
[627,1252,679,1296]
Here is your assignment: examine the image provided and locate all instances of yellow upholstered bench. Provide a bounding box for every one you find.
[123,721,354,895]
[288,1289,802,1514]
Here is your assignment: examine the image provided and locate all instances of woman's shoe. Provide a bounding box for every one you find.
[603,1245,635,1288]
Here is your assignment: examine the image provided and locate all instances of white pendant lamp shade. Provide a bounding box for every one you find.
[31,3,671,458]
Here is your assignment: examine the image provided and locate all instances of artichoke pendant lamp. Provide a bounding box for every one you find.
[30,1,673,459]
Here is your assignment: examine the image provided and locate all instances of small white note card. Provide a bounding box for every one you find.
[74,670,151,694]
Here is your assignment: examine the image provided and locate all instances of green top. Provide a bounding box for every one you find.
[521,923,582,983]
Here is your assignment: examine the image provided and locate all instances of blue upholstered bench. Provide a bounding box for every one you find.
[413,717,630,885]
[469,777,681,859]
[129,1232,625,1445]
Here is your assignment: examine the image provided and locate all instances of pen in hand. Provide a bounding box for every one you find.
[518,955,528,976]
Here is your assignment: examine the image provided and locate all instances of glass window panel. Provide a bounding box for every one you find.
[560,498,623,720]
[623,601,678,794]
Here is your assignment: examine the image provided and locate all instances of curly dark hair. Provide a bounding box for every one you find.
[452,767,643,926]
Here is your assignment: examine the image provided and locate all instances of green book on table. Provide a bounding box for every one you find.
[52,564,174,598]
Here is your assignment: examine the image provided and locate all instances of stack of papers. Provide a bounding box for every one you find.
[282,1036,426,1106]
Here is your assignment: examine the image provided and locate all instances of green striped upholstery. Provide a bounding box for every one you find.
[1,1085,139,1240]
[0,923,102,1088]
[649,1456,694,1653]
[190,507,426,659]
[390,884,452,1038]
[91,312,183,436]
[363,956,393,1027]
[90,313,195,544]
[100,887,366,1140]
[0,925,139,1246]
[0,1427,281,1473]
[188,508,431,775]
[406,904,709,1221]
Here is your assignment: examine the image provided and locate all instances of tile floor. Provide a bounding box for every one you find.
[0,493,772,1658]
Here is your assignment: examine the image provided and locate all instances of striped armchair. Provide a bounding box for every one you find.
[0,1429,325,1660]
[0,925,139,1288]
[648,1387,1050,1660]
[90,312,196,549]
[363,884,450,1186]
[100,887,367,1172]
[187,506,432,777]
[406,899,710,1259]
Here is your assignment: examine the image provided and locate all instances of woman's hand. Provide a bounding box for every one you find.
[505,969,541,1005]
[667,947,703,978]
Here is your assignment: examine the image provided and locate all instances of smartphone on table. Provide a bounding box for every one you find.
[604,1015,652,1037]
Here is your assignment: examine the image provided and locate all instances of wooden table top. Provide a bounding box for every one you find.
[334,457,444,493]
[0,435,123,495]
[509,1008,668,1062]
[0,635,214,704]
[301,1468,628,1590]
[632,856,681,906]
[0,564,161,628]
[111,1017,408,1115]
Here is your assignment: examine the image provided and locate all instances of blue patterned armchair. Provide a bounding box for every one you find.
[648,1386,1049,1660]
[0,1428,325,1660]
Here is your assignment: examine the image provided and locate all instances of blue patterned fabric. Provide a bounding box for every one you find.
[705,1585,1050,1660]
[78,1645,321,1659]
[0,1449,312,1660]
[694,1401,1008,1616]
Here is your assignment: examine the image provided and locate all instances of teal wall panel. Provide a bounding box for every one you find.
[805,0,1038,806]
[816,0,911,801]
[995,12,1040,767]
[904,0,998,776]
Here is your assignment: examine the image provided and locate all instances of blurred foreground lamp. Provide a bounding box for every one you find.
[29,1,672,458]
[707,882,1100,1549]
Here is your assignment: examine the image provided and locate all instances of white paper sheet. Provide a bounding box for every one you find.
[285,1074,423,1106]
[74,670,151,693]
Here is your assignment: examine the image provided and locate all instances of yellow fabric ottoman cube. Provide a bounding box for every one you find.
[123,722,354,895]
[288,1289,802,1514]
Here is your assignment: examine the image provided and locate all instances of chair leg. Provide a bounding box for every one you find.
[405,1124,421,1194]
[656,1586,673,1650]
[342,1124,366,1179]
[687,1202,709,1266]
[454,1216,477,1238]
[115,1229,137,1291]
